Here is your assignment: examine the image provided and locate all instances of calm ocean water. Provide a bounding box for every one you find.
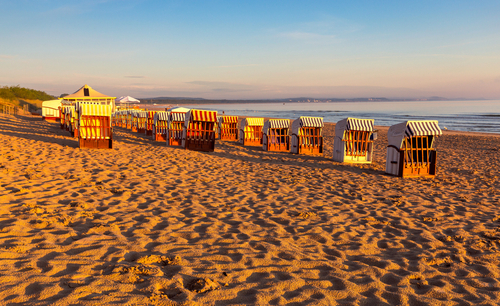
[152,100,500,134]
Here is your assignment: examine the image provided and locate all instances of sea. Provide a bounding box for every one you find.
[150,100,500,134]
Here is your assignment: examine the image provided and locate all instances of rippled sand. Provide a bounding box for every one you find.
[0,114,499,305]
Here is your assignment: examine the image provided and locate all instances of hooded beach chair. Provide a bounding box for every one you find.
[145,111,156,136]
[218,116,239,141]
[168,108,190,146]
[182,109,218,152]
[291,116,324,155]
[333,118,376,163]
[239,117,264,146]
[262,119,290,152]
[78,103,113,149]
[136,111,148,133]
[153,111,168,141]
[386,120,442,177]
[126,110,133,130]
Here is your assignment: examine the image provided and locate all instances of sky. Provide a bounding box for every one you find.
[1,0,500,100]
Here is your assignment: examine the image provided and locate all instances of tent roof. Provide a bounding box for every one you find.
[63,84,115,99]
[116,96,140,103]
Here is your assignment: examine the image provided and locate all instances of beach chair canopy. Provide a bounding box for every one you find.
[388,120,442,148]
[291,116,323,134]
[335,118,374,139]
[263,119,290,134]
[170,111,187,123]
[219,116,238,123]
[243,118,264,127]
[134,111,148,118]
[79,104,112,117]
[154,111,168,122]
[187,109,218,122]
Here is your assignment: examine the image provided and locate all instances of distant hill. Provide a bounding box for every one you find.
[0,85,55,110]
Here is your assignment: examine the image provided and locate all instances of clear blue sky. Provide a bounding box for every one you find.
[1,0,499,99]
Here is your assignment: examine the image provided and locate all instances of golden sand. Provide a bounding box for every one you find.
[0,114,499,305]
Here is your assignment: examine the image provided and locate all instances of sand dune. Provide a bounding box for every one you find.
[0,114,499,305]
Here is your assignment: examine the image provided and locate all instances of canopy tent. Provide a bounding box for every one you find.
[63,84,115,101]
[116,96,140,104]
[61,85,116,113]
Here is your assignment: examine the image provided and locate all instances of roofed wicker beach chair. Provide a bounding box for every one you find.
[182,109,218,152]
[239,117,264,146]
[153,111,168,141]
[263,119,290,152]
[145,111,156,136]
[386,120,442,177]
[291,116,324,155]
[168,108,190,146]
[78,102,113,149]
[333,118,376,163]
[218,116,239,141]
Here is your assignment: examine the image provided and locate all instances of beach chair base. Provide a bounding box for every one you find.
[146,130,153,136]
[220,135,238,141]
[138,128,146,133]
[132,127,138,132]
[243,139,262,146]
[72,129,79,138]
[155,133,167,141]
[298,145,323,155]
[267,144,290,152]
[79,138,113,149]
[169,139,183,146]
[184,139,215,152]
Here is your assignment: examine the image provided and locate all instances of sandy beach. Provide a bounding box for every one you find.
[0,113,499,305]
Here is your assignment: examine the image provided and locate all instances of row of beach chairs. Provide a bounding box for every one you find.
[109,107,442,178]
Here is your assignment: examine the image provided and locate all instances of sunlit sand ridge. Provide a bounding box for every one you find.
[0,114,499,305]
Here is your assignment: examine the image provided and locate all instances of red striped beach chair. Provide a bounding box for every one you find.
[263,119,290,152]
[219,116,239,141]
[386,120,442,177]
[126,110,133,129]
[145,111,156,136]
[291,117,324,155]
[182,109,218,152]
[239,117,264,146]
[333,118,375,163]
[78,104,113,149]
[153,111,168,141]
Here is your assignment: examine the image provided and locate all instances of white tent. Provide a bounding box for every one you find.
[42,99,62,121]
[116,96,140,103]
